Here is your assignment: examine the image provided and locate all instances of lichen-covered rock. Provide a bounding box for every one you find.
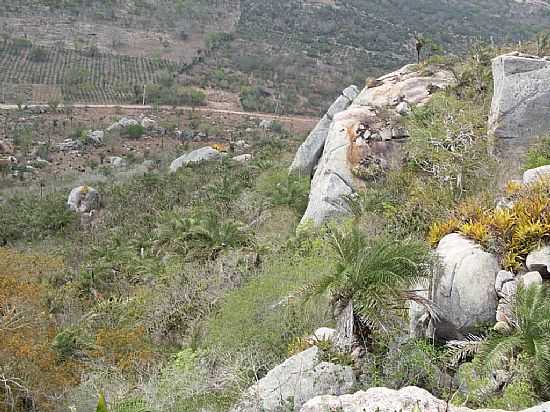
[300,107,375,225]
[231,346,354,412]
[489,53,550,139]
[67,186,100,213]
[432,234,500,338]
[169,146,221,172]
[353,65,455,107]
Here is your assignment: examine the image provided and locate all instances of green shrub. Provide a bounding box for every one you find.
[256,168,310,216]
[204,236,332,364]
[524,136,550,170]
[0,191,76,244]
[122,124,145,139]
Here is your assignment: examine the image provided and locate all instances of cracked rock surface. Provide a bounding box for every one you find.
[489,53,550,139]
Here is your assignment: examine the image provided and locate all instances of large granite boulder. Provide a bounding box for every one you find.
[67,186,100,213]
[231,346,354,412]
[489,53,550,139]
[169,146,222,172]
[431,234,500,339]
[353,64,455,107]
[290,86,359,176]
[300,386,550,412]
[300,106,376,225]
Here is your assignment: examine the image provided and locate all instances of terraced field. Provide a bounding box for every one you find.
[0,42,178,104]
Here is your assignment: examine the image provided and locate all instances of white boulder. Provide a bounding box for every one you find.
[67,186,100,213]
[523,165,550,184]
[432,234,500,338]
[231,346,354,412]
[169,146,222,172]
[232,154,252,163]
[301,386,550,412]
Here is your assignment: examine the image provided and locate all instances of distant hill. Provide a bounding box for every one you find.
[1,0,549,113]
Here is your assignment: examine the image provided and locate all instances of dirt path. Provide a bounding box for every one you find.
[0,103,319,124]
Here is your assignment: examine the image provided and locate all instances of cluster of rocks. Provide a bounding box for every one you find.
[175,129,208,142]
[106,116,156,132]
[289,64,455,226]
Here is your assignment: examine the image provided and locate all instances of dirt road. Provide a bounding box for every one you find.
[0,103,319,124]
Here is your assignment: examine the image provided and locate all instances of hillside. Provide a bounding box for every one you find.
[1,0,549,113]
[4,25,550,412]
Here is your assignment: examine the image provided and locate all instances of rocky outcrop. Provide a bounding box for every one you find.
[300,386,550,412]
[67,186,100,213]
[231,346,354,412]
[300,107,376,225]
[353,64,455,107]
[290,86,359,176]
[292,65,455,227]
[431,234,500,339]
[169,146,222,172]
[489,53,550,139]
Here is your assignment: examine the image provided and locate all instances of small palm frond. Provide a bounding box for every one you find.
[446,334,485,366]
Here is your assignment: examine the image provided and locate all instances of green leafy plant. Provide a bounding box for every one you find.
[477,284,550,398]
[303,225,433,333]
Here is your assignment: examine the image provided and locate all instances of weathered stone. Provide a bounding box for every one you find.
[432,234,500,338]
[353,65,455,107]
[495,270,515,298]
[259,119,273,129]
[289,115,332,176]
[87,130,104,145]
[290,85,360,177]
[67,186,100,213]
[526,245,550,276]
[310,327,336,342]
[519,271,543,288]
[301,385,550,412]
[232,154,252,162]
[489,54,550,139]
[141,117,156,129]
[231,346,354,412]
[496,301,513,323]
[300,107,375,226]
[396,101,411,115]
[523,165,550,184]
[109,156,126,168]
[170,146,221,172]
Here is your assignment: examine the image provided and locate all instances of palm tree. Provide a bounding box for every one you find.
[303,226,434,347]
[415,34,426,64]
[477,284,550,397]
